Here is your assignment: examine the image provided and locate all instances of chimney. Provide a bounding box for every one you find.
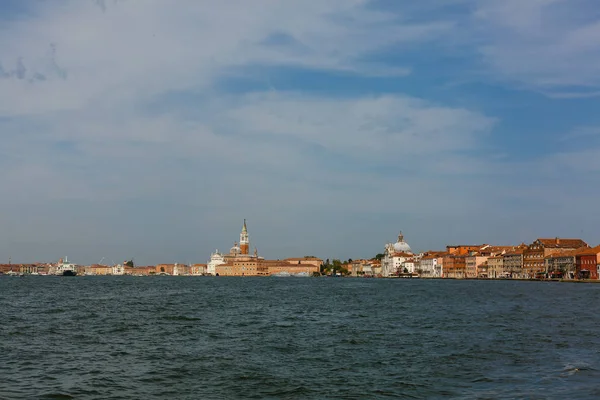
[556,237,560,244]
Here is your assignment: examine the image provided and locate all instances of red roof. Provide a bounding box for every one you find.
[535,238,589,249]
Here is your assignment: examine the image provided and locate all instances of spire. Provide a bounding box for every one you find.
[240,219,249,255]
[398,231,404,243]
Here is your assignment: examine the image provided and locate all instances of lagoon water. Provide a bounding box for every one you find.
[1,276,600,399]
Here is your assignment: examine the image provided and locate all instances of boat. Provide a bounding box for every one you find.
[56,257,78,276]
[272,271,291,277]
[292,272,310,277]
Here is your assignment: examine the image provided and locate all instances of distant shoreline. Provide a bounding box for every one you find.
[2,273,600,283]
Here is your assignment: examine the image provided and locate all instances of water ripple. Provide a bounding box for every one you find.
[1,277,600,399]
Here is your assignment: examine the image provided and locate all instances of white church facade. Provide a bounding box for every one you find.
[381,232,415,277]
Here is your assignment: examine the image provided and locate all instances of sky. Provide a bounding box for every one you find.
[1,0,600,264]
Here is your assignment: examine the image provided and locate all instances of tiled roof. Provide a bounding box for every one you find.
[392,252,413,257]
[571,245,600,256]
[536,238,589,249]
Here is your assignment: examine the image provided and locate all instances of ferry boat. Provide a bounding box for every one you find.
[56,257,78,276]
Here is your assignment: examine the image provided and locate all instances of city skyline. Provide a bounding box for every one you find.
[1,1,600,265]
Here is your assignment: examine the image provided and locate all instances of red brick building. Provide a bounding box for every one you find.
[575,246,600,280]
[523,238,588,278]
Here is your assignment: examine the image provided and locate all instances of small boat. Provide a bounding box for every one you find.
[272,271,291,277]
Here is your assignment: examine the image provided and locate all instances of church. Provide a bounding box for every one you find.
[207,220,322,276]
[381,231,415,277]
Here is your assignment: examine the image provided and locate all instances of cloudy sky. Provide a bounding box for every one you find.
[1,0,599,264]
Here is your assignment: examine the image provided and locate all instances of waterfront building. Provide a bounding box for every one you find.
[207,220,261,275]
[262,259,320,276]
[467,245,514,278]
[575,246,600,279]
[215,257,321,276]
[0,264,14,274]
[347,259,373,277]
[443,254,467,278]
[487,255,504,278]
[402,258,417,275]
[523,238,589,278]
[434,254,445,277]
[465,253,489,278]
[503,247,527,278]
[371,259,382,276]
[282,257,322,268]
[417,255,436,277]
[85,264,112,275]
[544,251,573,279]
[191,264,207,275]
[419,252,446,277]
[382,231,414,277]
[125,266,153,276]
[444,245,481,277]
[18,264,38,274]
[544,246,598,279]
[207,251,226,275]
[209,220,321,276]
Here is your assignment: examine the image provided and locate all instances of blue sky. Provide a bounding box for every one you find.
[1,0,599,264]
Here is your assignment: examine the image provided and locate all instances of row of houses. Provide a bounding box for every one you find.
[0,262,208,276]
[0,257,324,277]
[348,237,600,280]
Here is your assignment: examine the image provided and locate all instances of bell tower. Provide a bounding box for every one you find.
[240,219,249,255]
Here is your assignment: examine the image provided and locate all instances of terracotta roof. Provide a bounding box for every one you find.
[545,249,578,259]
[423,251,447,257]
[283,257,322,261]
[536,238,589,249]
[571,245,600,256]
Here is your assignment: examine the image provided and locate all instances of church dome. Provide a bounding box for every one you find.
[393,232,412,253]
[230,242,241,255]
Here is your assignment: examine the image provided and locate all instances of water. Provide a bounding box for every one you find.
[1,277,600,399]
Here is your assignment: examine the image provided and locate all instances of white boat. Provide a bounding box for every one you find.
[292,272,310,277]
[272,271,291,277]
[55,257,78,276]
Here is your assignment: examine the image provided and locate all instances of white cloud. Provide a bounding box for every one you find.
[470,0,600,94]
[1,0,599,262]
[0,0,455,117]
[221,92,495,161]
